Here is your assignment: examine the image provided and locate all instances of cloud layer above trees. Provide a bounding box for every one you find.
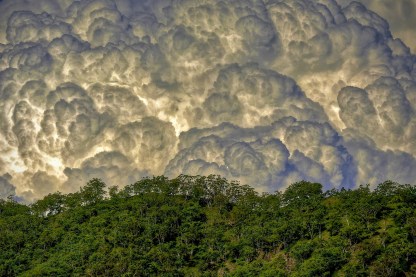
[0,0,415,201]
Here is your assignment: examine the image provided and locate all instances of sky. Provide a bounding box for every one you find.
[0,0,415,201]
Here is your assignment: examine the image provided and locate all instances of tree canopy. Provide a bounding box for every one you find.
[1,176,415,276]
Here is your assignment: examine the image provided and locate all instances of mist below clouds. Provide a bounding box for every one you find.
[0,0,415,201]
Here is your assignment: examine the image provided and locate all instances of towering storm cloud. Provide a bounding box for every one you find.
[0,0,415,201]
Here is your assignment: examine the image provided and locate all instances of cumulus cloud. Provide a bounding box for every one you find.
[268,0,415,131]
[0,0,415,200]
[112,116,178,174]
[343,132,416,186]
[338,78,416,155]
[184,63,328,130]
[0,173,16,199]
[338,0,416,53]
[6,11,72,44]
[63,151,147,194]
[166,117,355,191]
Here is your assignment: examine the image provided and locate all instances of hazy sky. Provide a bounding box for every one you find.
[0,0,415,201]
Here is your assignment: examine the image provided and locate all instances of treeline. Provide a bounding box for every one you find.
[1,175,416,276]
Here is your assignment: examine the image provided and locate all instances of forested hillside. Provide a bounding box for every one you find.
[1,175,416,276]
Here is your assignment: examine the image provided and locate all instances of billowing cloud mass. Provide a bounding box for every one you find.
[0,0,415,201]
[337,0,416,53]
[0,173,15,198]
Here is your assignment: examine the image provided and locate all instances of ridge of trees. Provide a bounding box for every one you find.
[1,175,415,276]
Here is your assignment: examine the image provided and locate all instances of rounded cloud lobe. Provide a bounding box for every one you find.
[166,118,355,192]
[0,0,415,200]
[0,174,15,199]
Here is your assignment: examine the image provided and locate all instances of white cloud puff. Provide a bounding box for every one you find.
[185,63,328,129]
[166,117,355,191]
[6,11,72,44]
[338,0,416,53]
[63,151,147,193]
[112,116,178,174]
[338,77,416,155]
[343,132,416,186]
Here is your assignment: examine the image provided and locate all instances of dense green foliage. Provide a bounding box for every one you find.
[1,175,416,276]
